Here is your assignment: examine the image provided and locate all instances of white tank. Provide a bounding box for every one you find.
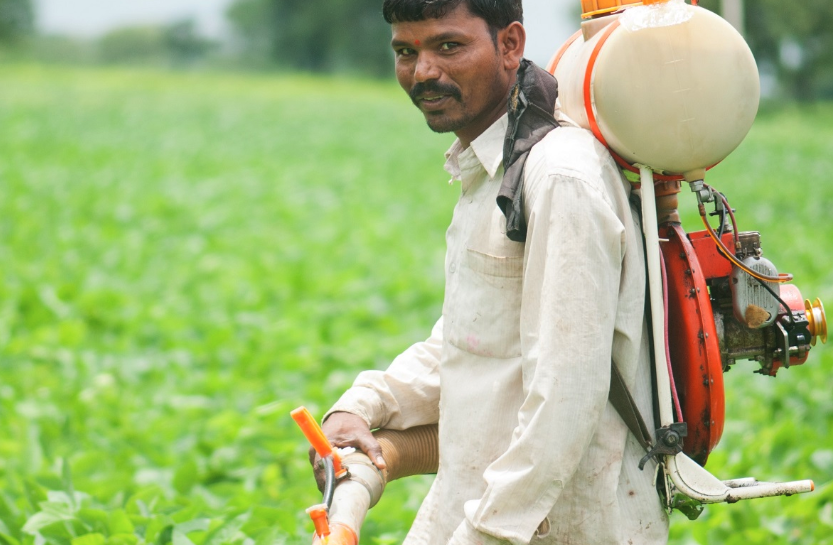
[550,1,760,180]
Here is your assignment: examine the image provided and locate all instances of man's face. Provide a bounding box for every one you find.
[391,4,518,145]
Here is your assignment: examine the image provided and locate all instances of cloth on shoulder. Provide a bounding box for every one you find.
[497,58,561,243]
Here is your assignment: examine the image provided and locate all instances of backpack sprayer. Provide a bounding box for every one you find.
[293,0,827,540]
[551,0,826,499]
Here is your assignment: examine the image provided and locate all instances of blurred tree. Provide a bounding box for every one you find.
[0,0,34,43]
[699,0,833,100]
[97,26,166,64]
[97,19,216,67]
[226,0,392,76]
[163,19,217,66]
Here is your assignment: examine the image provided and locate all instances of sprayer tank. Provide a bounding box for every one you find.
[552,3,760,179]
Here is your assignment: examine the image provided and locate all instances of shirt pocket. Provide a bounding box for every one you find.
[465,249,524,278]
[444,249,524,359]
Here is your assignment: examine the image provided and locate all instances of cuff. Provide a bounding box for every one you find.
[448,519,509,545]
[324,385,387,429]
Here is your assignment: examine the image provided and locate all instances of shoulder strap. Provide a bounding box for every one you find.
[608,361,653,452]
[610,192,688,471]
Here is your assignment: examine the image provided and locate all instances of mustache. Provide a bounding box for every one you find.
[409,81,462,105]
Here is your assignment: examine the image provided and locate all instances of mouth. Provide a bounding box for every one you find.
[418,95,452,110]
[409,82,462,112]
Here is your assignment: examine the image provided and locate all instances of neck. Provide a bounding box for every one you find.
[456,76,516,149]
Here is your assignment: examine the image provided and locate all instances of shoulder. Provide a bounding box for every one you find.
[526,126,619,190]
[523,126,628,212]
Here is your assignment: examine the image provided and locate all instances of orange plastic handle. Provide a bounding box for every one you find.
[291,406,345,476]
[291,407,334,458]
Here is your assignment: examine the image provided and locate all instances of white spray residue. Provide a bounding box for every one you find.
[620,0,693,32]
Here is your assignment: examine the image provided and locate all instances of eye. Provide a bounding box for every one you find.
[440,42,459,51]
[395,47,415,57]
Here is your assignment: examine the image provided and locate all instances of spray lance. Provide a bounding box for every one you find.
[291,407,357,545]
[291,407,438,544]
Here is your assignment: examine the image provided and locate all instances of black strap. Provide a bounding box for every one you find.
[608,361,653,453]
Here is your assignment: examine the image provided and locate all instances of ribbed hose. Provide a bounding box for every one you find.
[374,424,439,482]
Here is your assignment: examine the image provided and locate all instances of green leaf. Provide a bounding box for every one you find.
[22,505,75,535]
[61,461,75,505]
[0,494,20,520]
[172,521,208,536]
[202,514,249,545]
[0,532,21,545]
[105,535,138,545]
[172,462,199,495]
[42,495,74,515]
[170,532,193,545]
[144,517,172,545]
[70,534,105,545]
[154,526,173,545]
[106,512,133,537]
[252,528,284,545]
[22,482,47,514]
[75,511,108,535]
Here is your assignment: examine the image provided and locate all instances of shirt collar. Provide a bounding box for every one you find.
[444,114,508,183]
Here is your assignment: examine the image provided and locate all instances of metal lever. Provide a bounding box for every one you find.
[639,423,687,470]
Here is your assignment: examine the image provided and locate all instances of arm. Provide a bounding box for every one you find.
[451,173,626,545]
[320,317,444,463]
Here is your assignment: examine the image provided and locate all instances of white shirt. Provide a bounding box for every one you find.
[327,113,669,545]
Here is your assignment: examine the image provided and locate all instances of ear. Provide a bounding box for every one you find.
[499,22,526,72]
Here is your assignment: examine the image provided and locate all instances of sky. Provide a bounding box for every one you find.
[35,0,236,39]
[33,0,578,66]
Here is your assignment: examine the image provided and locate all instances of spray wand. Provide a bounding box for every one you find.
[291,407,357,545]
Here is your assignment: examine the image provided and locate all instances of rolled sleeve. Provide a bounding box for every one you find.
[326,317,444,430]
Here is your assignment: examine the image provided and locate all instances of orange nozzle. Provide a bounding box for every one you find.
[312,523,358,545]
[306,505,330,539]
[291,406,346,477]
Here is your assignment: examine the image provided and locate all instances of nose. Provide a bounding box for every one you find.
[413,52,441,83]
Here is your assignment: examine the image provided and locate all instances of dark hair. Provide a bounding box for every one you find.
[382,0,523,38]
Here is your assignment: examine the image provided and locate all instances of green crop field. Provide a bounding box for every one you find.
[0,65,832,545]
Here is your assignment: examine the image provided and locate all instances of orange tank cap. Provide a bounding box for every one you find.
[581,0,643,19]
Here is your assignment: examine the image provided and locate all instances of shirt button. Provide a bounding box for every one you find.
[449,262,457,273]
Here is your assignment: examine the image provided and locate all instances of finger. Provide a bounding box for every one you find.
[357,433,386,470]
[313,461,326,493]
[314,466,326,494]
[308,448,326,493]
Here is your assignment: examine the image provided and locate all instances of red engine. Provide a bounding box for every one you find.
[659,191,827,465]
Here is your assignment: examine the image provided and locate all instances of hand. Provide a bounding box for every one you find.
[308,412,386,492]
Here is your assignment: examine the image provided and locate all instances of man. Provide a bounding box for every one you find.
[318,0,669,543]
